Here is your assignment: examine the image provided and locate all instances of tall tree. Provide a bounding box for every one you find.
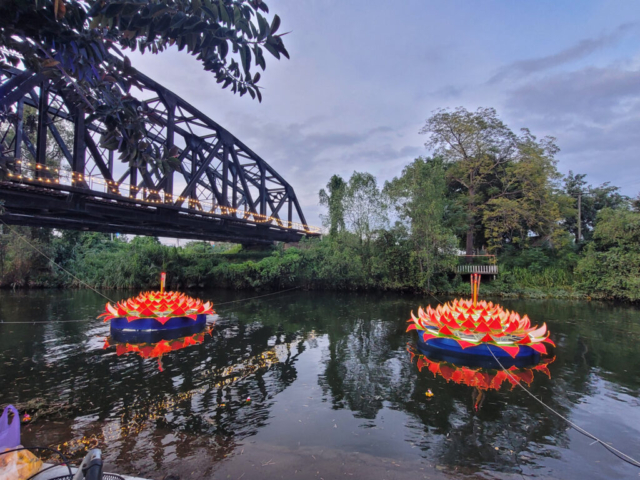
[0,0,289,168]
[319,174,346,236]
[421,107,567,254]
[482,129,569,251]
[420,107,516,255]
[342,172,388,243]
[563,171,628,243]
[384,157,457,290]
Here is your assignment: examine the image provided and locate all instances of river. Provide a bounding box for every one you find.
[1,289,639,479]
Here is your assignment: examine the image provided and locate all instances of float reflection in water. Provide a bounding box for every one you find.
[408,344,555,410]
[408,274,554,364]
[104,324,215,371]
[99,272,215,332]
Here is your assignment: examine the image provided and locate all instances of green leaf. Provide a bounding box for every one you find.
[218,0,230,23]
[257,13,269,40]
[219,39,228,59]
[263,40,279,59]
[270,14,281,34]
[242,45,251,74]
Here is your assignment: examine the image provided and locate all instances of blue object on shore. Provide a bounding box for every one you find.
[110,314,207,332]
[417,333,540,369]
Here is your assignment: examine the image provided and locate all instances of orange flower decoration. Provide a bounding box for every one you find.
[407,297,554,358]
[99,291,215,325]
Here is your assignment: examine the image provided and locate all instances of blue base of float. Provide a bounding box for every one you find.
[110,314,207,333]
[417,332,541,369]
[110,322,208,344]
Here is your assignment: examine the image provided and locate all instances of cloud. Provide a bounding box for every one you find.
[501,62,640,197]
[505,65,640,122]
[489,23,638,83]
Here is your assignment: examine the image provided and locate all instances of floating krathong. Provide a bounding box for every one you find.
[99,273,215,331]
[408,274,554,361]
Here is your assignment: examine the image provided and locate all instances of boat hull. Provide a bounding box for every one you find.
[417,333,541,369]
[110,314,207,333]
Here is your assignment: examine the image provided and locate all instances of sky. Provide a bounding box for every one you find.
[129,0,640,228]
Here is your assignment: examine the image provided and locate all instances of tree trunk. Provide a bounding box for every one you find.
[466,187,475,261]
[465,226,474,261]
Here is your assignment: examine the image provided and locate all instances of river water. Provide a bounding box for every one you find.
[1,289,639,479]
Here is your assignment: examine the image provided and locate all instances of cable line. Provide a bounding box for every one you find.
[0,218,117,304]
[488,348,640,469]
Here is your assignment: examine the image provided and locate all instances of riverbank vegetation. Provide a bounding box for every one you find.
[1,107,638,301]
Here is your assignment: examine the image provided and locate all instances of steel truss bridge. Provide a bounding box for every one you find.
[0,66,319,244]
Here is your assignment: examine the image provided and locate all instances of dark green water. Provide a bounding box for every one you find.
[1,289,639,479]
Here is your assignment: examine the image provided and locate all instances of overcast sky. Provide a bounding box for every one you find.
[129,0,640,227]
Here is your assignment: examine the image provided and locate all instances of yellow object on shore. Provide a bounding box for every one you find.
[0,446,43,480]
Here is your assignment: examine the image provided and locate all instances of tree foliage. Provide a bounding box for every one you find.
[563,171,628,243]
[577,208,640,301]
[420,107,569,254]
[319,174,346,236]
[384,157,457,290]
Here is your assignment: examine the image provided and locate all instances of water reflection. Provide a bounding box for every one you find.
[105,324,216,371]
[407,343,555,411]
[0,290,639,479]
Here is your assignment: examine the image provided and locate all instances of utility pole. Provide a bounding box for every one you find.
[577,193,582,243]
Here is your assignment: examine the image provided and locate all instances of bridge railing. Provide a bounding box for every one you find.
[456,255,499,276]
[3,159,321,234]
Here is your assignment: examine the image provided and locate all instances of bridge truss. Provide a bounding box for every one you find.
[0,66,318,244]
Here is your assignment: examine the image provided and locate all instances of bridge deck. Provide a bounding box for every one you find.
[0,180,313,244]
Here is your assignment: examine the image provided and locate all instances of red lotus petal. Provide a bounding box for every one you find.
[139,346,154,357]
[439,325,454,336]
[530,343,547,355]
[455,340,477,349]
[533,364,551,377]
[489,318,503,330]
[406,324,418,332]
[460,319,476,330]
[515,370,534,385]
[498,345,520,358]
[428,361,440,375]
[479,334,494,343]
[138,307,155,317]
[451,369,464,383]
[439,365,454,380]
[422,332,437,342]
[183,336,197,346]
[475,322,491,333]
